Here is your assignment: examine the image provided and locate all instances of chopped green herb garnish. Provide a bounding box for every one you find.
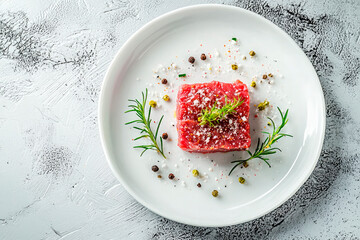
[232,37,237,41]
[178,74,186,77]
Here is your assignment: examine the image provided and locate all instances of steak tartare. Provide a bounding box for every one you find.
[176,80,251,153]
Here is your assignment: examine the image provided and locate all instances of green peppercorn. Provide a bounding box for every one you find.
[267,122,271,126]
[192,169,199,177]
[149,100,157,108]
[238,177,245,184]
[250,81,256,88]
[243,161,249,168]
[257,100,270,111]
[163,95,170,101]
[212,190,219,197]
[249,50,256,56]
[231,64,238,70]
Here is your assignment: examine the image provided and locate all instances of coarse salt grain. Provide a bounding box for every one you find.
[209,167,213,172]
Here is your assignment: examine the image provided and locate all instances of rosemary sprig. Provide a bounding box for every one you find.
[199,96,244,127]
[125,89,166,159]
[228,107,292,175]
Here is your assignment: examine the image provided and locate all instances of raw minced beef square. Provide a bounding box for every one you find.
[176,80,251,153]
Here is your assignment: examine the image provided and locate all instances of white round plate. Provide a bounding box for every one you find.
[99,4,325,227]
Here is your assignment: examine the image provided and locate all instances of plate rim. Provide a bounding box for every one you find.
[98,4,326,227]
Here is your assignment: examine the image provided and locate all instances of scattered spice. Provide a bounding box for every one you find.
[188,56,195,64]
[168,173,175,180]
[200,53,206,60]
[192,169,199,177]
[267,122,272,126]
[231,64,238,70]
[249,50,256,56]
[212,190,219,197]
[238,177,246,184]
[268,73,273,77]
[242,56,247,60]
[162,133,168,140]
[163,95,170,101]
[149,100,157,108]
[152,165,159,172]
[250,81,256,88]
[262,74,268,79]
[178,74,186,77]
[197,183,202,188]
[161,78,168,84]
[157,175,162,178]
[257,100,270,111]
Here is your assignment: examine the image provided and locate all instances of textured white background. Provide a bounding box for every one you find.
[0,0,359,239]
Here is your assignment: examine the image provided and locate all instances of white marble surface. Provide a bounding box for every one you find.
[0,0,359,239]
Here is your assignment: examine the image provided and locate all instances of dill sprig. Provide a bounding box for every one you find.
[199,96,244,127]
[125,89,166,159]
[228,107,292,175]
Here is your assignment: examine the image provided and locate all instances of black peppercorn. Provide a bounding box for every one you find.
[197,183,201,188]
[162,133,168,140]
[200,53,206,60]
[188,56,195,64]
[161,78,168,84]
[168,173,175,180]
[151,165,159,172]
